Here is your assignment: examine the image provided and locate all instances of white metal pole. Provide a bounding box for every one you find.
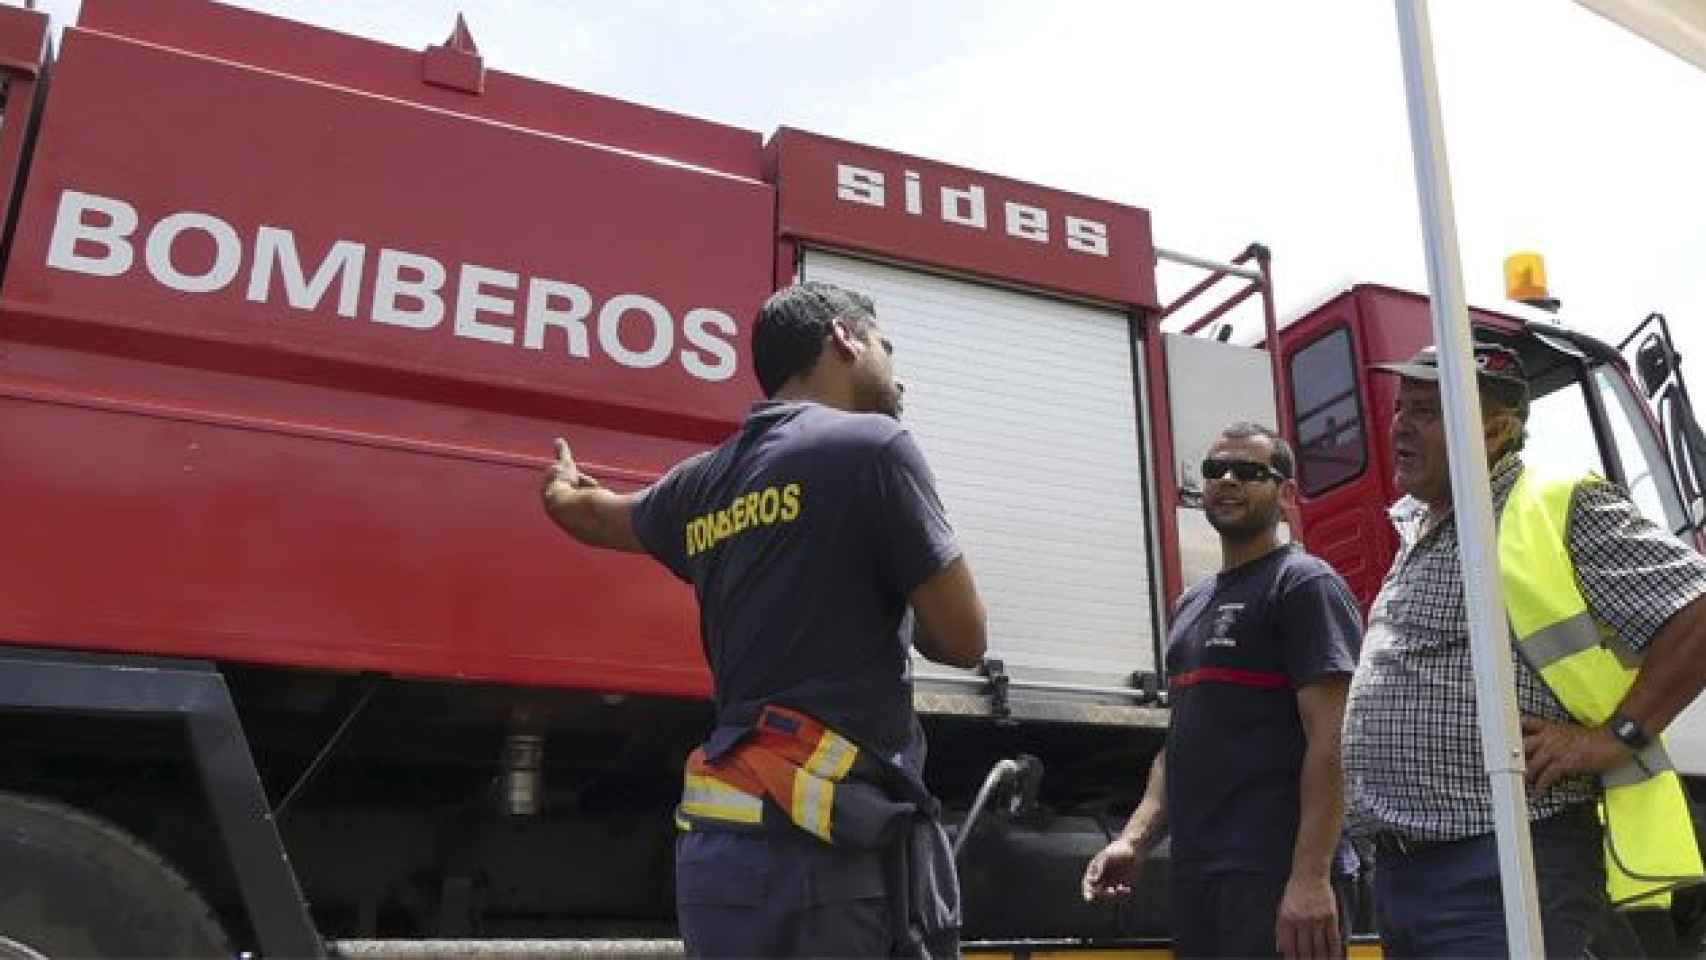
[1391,1,1545,955]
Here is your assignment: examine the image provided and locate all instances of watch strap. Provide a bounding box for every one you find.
[1607,710,1652,750]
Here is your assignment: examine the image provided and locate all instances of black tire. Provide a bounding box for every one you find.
[0,791,231,958]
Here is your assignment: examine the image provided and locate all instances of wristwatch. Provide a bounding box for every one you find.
[1606,710,1652,750]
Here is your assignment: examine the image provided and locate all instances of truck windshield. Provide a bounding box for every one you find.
[1523,365,1689,534]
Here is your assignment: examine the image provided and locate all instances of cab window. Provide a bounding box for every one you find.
[1288,328,1367,495]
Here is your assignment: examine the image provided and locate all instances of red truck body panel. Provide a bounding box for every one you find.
[771,127,1158,310]
[75,0,765,181]
[0,1,1166,700]
[0,3,45,76]
[0,8,781,697]
[0,5,48,241]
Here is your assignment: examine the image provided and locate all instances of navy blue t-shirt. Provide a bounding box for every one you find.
[1164,543,1361,872]
[631,401,961,767]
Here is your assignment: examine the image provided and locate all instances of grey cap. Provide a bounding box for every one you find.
[1371,342,1529,410]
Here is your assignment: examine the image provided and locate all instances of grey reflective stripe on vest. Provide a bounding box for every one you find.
[1520,612,1601,670]
[1605,742,1676,789]
[1608,636,1645,669]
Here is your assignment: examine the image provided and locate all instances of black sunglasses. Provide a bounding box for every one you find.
[1201,457,1286,484]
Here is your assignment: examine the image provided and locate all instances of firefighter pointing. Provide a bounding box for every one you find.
[543,281,987,958]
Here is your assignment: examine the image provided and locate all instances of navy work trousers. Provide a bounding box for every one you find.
[675,829,892,958]
[1373,807,1606,959]
[1170,864,1357,959]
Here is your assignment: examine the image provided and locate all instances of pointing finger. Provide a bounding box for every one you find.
[554,438,572,461]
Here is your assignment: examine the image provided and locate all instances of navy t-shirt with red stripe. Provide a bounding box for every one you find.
[1163,543,1360,873]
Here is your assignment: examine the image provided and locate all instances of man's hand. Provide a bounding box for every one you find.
[1275,874,1340,959]
[542,438,599,501]
[1081,837,1145,903]
[539,438,643,553]
[1521,715,1631,793]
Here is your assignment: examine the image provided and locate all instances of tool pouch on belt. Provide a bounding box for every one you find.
[675,704,931,848]
[674,704,961,956]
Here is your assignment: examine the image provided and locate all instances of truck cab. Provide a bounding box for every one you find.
[1279,283,1706,611]
[1275,281,1706,947]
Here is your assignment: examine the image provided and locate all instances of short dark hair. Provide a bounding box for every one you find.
[1219,421,1295,480]
[751,282,877,397]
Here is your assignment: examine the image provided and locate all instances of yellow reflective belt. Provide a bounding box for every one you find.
[790,769,835,843]
[804,728,859,781]
[681,773,763,825]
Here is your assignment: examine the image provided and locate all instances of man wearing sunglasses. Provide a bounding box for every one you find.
[1083,422,1361,959]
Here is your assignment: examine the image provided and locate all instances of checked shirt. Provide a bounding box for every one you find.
[1344,453,1706,842]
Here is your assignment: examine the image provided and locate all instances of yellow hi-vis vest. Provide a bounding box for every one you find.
[1500,468,1705,909]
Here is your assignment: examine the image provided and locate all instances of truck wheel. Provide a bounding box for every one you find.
[0,791,231,958]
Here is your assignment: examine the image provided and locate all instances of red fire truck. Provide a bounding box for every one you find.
[1,2,1702,957]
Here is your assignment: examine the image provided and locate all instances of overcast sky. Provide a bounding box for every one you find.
[29,1,1706,385]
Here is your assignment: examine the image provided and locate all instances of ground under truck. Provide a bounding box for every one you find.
[3,2,1706,957]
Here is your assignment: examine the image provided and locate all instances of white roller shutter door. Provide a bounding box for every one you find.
[800,250,1156,690]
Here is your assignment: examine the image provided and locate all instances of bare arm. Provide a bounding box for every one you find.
[909,556,987,668]
[1276,677,1349,960]
[1290,678,1349,882]
[540,439,645,553]
[1617,593,1706,738]
[1119,748,1168,848]
[1080,748,1166,902]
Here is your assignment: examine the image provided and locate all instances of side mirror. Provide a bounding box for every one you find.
[1637,334,1676,399]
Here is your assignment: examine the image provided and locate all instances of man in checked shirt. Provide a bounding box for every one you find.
[1343,341,1706,958]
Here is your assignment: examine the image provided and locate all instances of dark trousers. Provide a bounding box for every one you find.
[1373,808,1607,959]
[1170,864,1357,959]
[676,829,892,958]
